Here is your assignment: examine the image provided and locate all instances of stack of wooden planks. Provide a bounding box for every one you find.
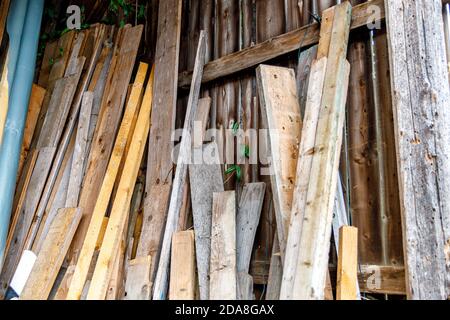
[0,1,406,300]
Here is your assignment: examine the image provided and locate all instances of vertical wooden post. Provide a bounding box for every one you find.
[385,0,450,299]
[336,226,358,300]
[169,231,196,300]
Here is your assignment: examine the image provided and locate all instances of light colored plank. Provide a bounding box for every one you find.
[124,256,152,300]
[169,231,196,300]
[20,208,82,300]
[292,2,352,300]
[385,0,450,300]
[336,226,358,300]
[237,272,254,300]
[189,142,224,300]
[210,191,237,300]
[86,64,154,300]
[67,62,149,300]
[257,64,302,259]
[152,31,206,300]
[280,57,328,299]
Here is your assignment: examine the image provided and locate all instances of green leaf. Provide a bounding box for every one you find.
[231,121,239,135]
[243,145,250,159]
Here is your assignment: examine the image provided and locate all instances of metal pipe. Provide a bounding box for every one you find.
[0,0,44,270]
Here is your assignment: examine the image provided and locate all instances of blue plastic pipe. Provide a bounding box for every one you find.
[5,0,29,89]
[0,0,44,270]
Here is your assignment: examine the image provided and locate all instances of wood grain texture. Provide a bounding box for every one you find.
[257,65,302,259]
[169,231,196,300]
[280,57,328,300]
[124,256,152,300]
[292,2,352,300]
[189,142,224,300]
[66,62,148,300]
[20,208,82,300]
[152,31,206,301]
[146,0,182,186]
[336,226,358,300]
[210,191,237,300]
[179,0,385,87]
[385,0,450,300]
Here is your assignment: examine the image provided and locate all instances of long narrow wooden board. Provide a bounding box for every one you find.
[280,57,328,299]
[210,191,237,300]
[20,208,82,300]
[385,0,450,300]
[292,2,352,300]
[86,65,154,300]
[257,64,302,259]
[336,226,358,300]
[189,142,224,300]
[178,0,385,87]
[123,256,152,300]
[169,231,196,300]
[67,62,149,300]
[152,31,206,301]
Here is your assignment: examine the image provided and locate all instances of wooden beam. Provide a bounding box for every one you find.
[210,191,237,300]
[179,0,384,87]
[189,142,224,300]
[169,231,196,300]
[336,226,358,300]
[292,2,352,300]
[66,62,148,300]
[257,65,302,259]
[20,208,82,300]
[152,31,206,300]
[385,0,450,300]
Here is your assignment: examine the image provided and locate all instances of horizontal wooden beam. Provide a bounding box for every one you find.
[178,0,384,87]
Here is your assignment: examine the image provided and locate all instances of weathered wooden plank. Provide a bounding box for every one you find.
[152,31,206,300]
[292,2,352,300]
[20,208,82,300]
[236,182,266,273]
[123,256,152,300]
[210,191,237,300]
[169,231,196,300]
[146,0,183,186]
[178,0,385,87]
[67,62,148,300]
[336,226,358,300]
[281,57,327,299]
[237,272,254,300]
[189,142,224,300]
[65,92,93,207]
[17,84,46,179]
[266,235,282,300]
[193,97,211,148]
[257,65,302,260]
[385,0,450,300]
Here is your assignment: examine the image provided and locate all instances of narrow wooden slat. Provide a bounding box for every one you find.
[257,64,302,259]
[210,191,237,300]
[20,208,82,300]
[152,31,206,300]
[67,62,148,300]
[169,231,196,300]
[336,226,358,300]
